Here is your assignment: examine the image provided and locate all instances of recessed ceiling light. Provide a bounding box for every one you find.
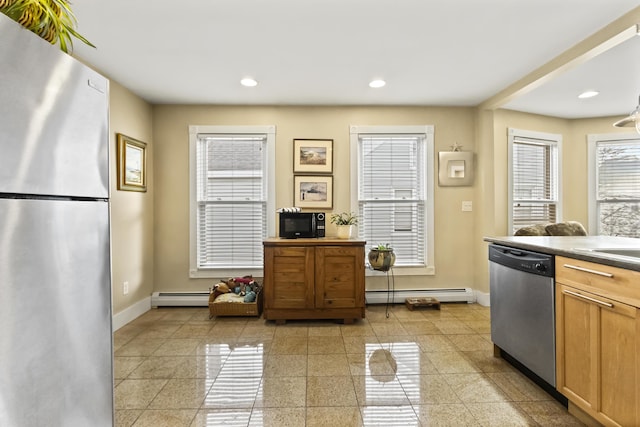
[578,90,599,99]
[369,79,386,88]
[240,78,258,87]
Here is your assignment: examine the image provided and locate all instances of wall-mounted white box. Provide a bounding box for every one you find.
[438,151,475,186]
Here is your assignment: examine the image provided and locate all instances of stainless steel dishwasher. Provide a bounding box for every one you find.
[489,244,556,387]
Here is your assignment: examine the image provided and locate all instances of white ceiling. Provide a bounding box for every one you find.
[71,1,640,119]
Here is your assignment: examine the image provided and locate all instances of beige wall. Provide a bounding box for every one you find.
[493,109,569,229]
[491,110,636,232]
[473,108,496,293]
[473,109,570,293]
[105,85,639,308]
[109,81,154,315]
[472,108,638,294]
[152,105,477,293]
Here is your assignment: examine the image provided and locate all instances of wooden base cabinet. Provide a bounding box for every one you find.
[263,238,365,323]
[556,257,640,427]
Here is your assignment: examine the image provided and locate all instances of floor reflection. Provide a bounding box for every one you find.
[114,304,584,427]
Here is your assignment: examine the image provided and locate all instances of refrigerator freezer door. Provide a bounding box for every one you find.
[0,15,109,199]
[0,199,113,426]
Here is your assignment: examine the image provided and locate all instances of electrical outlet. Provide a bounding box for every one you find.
[462,201,473,212]
[123,281,129,295]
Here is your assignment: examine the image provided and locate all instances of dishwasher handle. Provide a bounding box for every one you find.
[503,248,526,257]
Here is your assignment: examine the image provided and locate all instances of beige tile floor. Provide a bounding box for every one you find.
[113,303,584,427]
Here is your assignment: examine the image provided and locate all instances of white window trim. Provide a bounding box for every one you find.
[188,125,276,278]
[507,128,562,235]
[587,132,639,235]
[349,125,435,276]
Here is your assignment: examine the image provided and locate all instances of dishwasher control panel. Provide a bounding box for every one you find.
[489,244,554,277]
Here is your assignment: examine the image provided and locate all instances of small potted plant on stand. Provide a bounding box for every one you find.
[330,212,358,239]
[368,243,396,271]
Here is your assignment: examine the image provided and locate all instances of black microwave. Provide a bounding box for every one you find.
[279,212,325,238]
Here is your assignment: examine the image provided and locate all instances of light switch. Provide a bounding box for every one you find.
[462,201,472,212]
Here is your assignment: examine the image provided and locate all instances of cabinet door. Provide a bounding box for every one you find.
[556,283,595,408]
[557,283,640,427]
[599,297,638,427]
[315,245,364,309]
[265,246,314,309]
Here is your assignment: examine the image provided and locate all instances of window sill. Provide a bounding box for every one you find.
[190,268,264,279]
[365,265,435,277]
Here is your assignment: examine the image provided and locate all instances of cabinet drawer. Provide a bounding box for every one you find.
[272,246,309,257]
[556,256,640,308]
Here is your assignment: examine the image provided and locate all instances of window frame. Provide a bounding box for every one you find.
[587,132,640,237]
[349,125,435,276]
[188,125,276,278]
[507,128,562,235]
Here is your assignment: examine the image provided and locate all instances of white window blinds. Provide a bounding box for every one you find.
[358,134,426,267]
[594,138,640,237]
[508,129,561,234]
[195,134,267,269]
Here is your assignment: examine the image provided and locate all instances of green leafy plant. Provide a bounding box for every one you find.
[330,212,358,226]
[0,0,95,53]
[373,243,393,251]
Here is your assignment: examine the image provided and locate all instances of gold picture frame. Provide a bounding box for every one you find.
[116,133,147,192]
[293,175,333,209]
[293,139,333,174]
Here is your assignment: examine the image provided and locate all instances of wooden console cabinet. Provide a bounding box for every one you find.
[555,256,640,427]
[263,238,366,323]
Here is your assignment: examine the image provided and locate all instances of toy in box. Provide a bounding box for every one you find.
[208,276,263,319]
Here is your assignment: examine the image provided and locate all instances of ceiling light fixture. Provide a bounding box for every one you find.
[578,90,599,99]
[240,78,258,87]
[369,79,386,88]
[613,95,640,134]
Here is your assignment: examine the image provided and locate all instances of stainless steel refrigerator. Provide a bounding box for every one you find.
[0,14,113,426]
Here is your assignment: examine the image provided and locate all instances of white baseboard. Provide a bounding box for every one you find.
[113,296,151,331]
[475,291,490,307]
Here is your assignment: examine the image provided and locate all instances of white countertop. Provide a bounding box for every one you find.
[484,236,640,271]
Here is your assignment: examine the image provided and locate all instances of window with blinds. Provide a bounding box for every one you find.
[589,136,640,237]
[351,126,434,269]
[189,126,275,275]
[508,128,561,234]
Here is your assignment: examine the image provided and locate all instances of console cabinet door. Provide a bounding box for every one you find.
[265,246,314,309]
[315,245,365,309]
[556,283,640,427]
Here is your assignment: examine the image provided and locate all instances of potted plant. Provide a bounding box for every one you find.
[368,243,396,271]
[330,211,358,239]
[0,0,94,53]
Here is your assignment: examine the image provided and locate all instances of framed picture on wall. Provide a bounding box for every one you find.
[116,133,147,192]
[294,175,333,209]
[293,139,333,174]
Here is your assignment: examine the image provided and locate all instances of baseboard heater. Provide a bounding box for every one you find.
[366,288,475,304]
[151,288,475,307]
[151,291,210,307]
